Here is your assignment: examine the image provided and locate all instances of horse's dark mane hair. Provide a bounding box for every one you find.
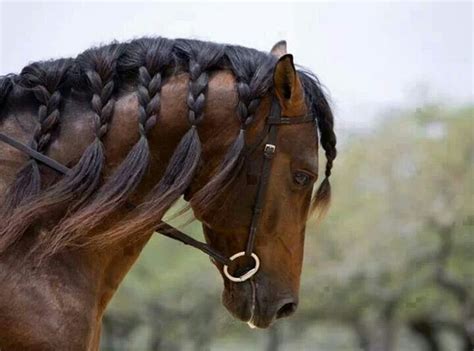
[0,37,336,255]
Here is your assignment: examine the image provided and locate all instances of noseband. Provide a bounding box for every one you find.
[0,96,314,283]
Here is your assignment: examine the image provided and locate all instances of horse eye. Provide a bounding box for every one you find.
[293,171,312,186]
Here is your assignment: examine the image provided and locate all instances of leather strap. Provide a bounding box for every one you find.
[0,133,70,174]
[157,222,231,265]
[244,100,280,256]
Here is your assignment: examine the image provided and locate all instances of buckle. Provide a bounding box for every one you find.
[264,143,276,158]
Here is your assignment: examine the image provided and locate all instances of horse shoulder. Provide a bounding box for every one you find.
[0,244,100,350]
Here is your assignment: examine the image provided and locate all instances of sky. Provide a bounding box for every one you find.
[0,1,472,132]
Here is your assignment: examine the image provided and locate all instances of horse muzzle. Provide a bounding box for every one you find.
[221,272,299,329]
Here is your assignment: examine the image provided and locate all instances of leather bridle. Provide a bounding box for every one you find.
[221,98,314,282]
[0,96,315,283]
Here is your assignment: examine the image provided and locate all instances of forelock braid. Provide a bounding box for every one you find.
[311,105,336,221]
[319,112,336,178]
[49,39,175,248]
[298,70,337,220]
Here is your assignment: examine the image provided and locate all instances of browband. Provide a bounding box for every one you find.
[267,115,315,125]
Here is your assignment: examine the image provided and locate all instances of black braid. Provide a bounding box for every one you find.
[311,108,336,220]
[307,73,336,180]
[86,69,115,142]
[319,116,336,179]
[175,39,225,126]
[235,80,261,129]
[137,66,161,136]
[186,58,208,126]
[122,38,175,137]
[21,60,71,153]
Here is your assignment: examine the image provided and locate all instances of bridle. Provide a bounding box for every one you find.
[0,96,314,283]
[221,98,314,282]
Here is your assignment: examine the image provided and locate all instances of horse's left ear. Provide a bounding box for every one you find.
[270,40,287,58]
[273,54,305,112]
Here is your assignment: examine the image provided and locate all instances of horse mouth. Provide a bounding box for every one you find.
[223,278,276,329]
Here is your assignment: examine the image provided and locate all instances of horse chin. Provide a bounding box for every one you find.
[222,279,274,329]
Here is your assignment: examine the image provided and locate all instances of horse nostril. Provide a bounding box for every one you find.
[276,301,298,319]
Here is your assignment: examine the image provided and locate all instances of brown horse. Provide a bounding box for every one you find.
[0,37,336,350]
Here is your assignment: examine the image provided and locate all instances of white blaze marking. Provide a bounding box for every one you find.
[247,279,257,329]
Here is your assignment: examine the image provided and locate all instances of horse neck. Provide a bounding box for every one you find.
[80,71,244,312]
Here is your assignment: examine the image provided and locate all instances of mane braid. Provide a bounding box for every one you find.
[190,47,276,214]
[84,40,225,249]
[0,60,70,252]
[48,39,175,250]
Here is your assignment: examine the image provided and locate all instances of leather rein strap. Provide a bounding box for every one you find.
[0,97,315,282]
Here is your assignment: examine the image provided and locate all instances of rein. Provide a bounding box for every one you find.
[0,98,314,283]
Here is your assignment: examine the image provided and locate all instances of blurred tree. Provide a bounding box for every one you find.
[300,104,473,351]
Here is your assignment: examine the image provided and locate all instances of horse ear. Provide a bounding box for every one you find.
[273,54,305,112]
[270,40,287,58]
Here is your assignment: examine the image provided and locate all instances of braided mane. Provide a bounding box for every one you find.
[0,37,336,255]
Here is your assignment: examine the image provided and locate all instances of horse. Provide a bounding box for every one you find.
[0,37,336,350]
